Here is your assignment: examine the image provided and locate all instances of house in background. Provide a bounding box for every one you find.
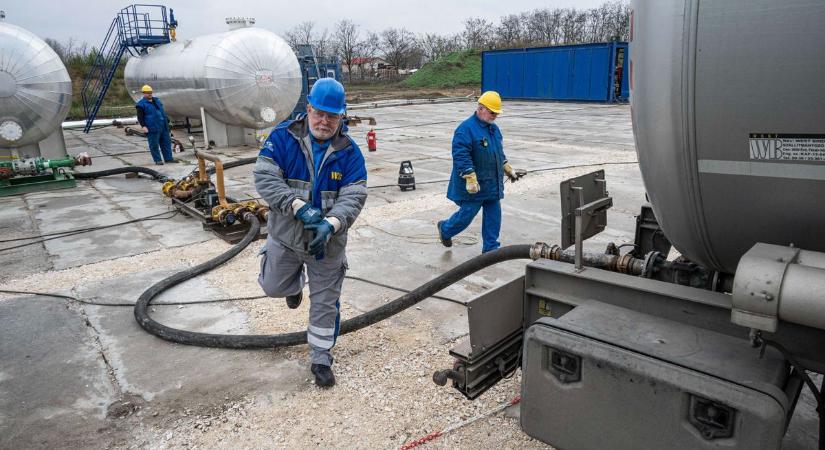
[344,57,393,79]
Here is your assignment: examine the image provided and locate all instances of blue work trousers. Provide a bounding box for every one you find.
[147,129,173,163]
[441,199,502,252]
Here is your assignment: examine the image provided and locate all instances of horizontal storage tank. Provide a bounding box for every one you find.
[0,22,72,148]
[124,21,302,129]
[631,0,825,274]
[482,42,629,102]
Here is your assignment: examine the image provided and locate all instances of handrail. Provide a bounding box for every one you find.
[195,151,228,207]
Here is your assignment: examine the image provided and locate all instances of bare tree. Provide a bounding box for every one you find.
[360,32,382,79]
[334,20,361,81]
[380,28,415,70]
[44,38,66,61]
[463,17,492,50]
[525,9,562,45]
[313,27,333,59]
[496,14,524,48]
[419,33,455,62]
[294,21,315,46]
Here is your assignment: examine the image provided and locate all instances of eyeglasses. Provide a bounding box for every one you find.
[309,108,342,123]
[482,106,499,116]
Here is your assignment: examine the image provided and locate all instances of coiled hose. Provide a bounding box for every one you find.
[74,166,169,183]
[134,214,535,349]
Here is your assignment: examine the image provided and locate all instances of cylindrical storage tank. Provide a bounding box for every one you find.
[125,23,302,129]
[0,22,72,148]
[630,0,825,274]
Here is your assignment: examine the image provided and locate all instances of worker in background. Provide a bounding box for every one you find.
[254,78,367,388]
[135,85,176,165]
[437,91,518,253]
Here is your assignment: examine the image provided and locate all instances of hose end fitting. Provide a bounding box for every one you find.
[530,242,560,260]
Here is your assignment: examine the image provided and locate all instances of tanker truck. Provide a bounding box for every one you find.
[433,1,825,448]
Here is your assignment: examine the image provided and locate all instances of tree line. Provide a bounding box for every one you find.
[285,1,630,79]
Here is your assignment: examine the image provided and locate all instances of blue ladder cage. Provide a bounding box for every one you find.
[80,4,173,133]
[291,44,342,119]
[481,42,629,103]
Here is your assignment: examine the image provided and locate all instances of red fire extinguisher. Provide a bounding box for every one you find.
[366,129,377,152]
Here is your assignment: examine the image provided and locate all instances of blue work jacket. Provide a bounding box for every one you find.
[136,97,169,133]
[253,115,368,256]
[447,113,507,202]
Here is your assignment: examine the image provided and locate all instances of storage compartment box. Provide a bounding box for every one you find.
[521,301,790,450]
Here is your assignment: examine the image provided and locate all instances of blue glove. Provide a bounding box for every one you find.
[305,221,334,256]
[295,203,323,225]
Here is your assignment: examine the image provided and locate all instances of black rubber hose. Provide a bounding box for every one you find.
[74,166,169,183]
[134,215,533,349]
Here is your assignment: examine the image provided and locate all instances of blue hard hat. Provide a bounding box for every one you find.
[307,78,346,115]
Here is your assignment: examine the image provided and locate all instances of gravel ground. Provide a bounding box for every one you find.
[0,166,638,449]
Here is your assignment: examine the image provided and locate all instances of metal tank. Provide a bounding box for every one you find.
[124,19,302,130]
[0,21,72,149]
[630,0,825,274]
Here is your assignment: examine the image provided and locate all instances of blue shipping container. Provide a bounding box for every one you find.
[482,42,629,102]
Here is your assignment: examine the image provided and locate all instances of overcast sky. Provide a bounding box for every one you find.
[3,0,610,47]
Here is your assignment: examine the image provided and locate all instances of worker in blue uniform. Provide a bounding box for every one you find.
[135,84,176,165]
[254,78,368,388]
[437,91,519,253]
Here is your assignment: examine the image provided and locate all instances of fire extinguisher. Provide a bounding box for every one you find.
[366,129,377,152]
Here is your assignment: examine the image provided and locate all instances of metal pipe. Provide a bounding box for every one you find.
[531,243,646,276]
[195,150,227,207]
[733,243,825,333]
[62,117,138,130]
[347,95,475,111]
[778,264,825,330]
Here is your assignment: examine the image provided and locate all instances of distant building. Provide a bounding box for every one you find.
[344,57,392,78]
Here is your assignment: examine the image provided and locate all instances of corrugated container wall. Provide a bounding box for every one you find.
[482,42,628,102]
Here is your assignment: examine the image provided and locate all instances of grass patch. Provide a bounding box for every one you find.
[400,50,481,89]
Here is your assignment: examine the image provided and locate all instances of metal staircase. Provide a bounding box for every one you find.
[80,5,171,133]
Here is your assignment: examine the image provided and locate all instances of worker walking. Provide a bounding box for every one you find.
[254,78,367,388]
[437,91,518,253]
[135,85,175,165]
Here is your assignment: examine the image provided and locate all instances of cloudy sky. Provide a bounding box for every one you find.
[3,0,609,47]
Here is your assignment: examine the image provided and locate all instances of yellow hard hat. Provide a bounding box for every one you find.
[141,85,153,93]
[478,91,502,114]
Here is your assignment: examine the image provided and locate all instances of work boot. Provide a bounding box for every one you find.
[437,221,452,248]
[285,291,303,309]
[311,364,335,388]
[154,161,164,166]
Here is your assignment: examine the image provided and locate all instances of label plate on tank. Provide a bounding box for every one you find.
[749,133,825,162]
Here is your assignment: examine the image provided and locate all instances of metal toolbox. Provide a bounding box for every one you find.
[521,301,791,450]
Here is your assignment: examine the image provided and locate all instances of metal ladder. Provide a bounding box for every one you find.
[80,5,171,133]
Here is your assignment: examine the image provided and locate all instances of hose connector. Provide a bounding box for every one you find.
[530,242,561,260]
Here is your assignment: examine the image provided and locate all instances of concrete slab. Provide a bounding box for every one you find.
[0,297,115,449]
[0,196,51,282]
[76,268,306,403]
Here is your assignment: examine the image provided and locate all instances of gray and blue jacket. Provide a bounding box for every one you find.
[253,115,368,257]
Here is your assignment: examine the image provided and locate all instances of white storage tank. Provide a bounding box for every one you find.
[0,20,72,156]
[630,0,825,274]
[124,18,302,132]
